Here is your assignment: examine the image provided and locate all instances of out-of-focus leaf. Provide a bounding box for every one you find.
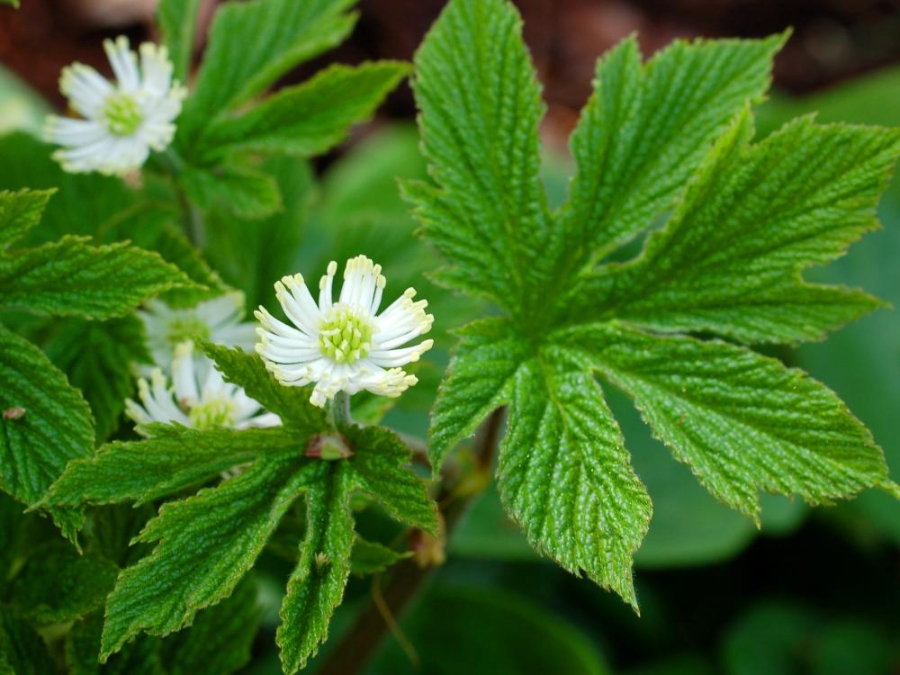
[0,611,55,675]
[8,541,117,625]
[367,584,608,675]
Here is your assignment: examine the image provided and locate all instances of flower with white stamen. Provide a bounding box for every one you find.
[138,292,257,375]
[256,255,434,407]
[126,341,280,434]
[45,36,186,175]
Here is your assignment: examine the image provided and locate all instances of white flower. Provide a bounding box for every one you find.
[126,341,280,433]
[256,255,435,407]
[139,292,257,374]
[45,36,186,175]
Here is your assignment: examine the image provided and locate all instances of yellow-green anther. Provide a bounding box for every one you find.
[189,399,237,430]
[318,304,374,364]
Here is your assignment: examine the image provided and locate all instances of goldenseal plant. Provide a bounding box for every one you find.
[2,0,899,673]
[256,255,434,407]
[45,37,186,174]
[126,340,281,432]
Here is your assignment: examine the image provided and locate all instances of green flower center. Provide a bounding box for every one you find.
[189,398,237,430]
[102,93,143,136]
[318,304,374,364]
[167,316,212,347]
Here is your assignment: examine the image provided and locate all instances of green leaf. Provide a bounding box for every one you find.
[0,135,138,244]
[43,316,150,442]
[100,456,318,659]
[0,324,92,532]
[157,0,199,83]
[66,612,164,675]
[368,584,609,675]
[428,318,527,471]
[160,576,261,675]
[203,343,327,431]
[567,114,900,344]
[350,537,411,575]
[8,541,118,624]
[560,322,892,520]
[0,188,51,249]
[557,34,783,275]
[0,611,55,675]
[197,62,409,160]
[405,0,551,323]
[204,155,313,310]
[277,463,354,675]
[345,425,438,534]
[179,164,282,220]
[178,0,356,144]
[497,347,651,608]
[0,236,196,320]
[47,425,301,508]
[1,1,21,8]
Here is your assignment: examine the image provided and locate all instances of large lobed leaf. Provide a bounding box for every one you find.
[413,0,900,608]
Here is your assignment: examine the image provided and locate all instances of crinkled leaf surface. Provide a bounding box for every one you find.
[99,456,317,659]
[160,576,261,675]
[0,324,92,535]
[412,0,900,607]
[51,345,435,671]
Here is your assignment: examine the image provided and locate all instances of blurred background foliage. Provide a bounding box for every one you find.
[1,1,899,673]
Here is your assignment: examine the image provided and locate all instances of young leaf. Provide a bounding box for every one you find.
[47,425,301,508]
[178,0,357,143]
[196,62,410,160]
[350,537,412,575]
[157,0,200,83]
[160,576,261,675]
[8,541,118,625]
[0,324,92,530]
[43,317,150,442]
[565,114,900,343]
[277,463,355,675]
[100,457,320,659]
[0,236,196,320]
[558,322,893,520]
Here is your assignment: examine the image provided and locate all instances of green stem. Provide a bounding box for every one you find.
[316,408,505,675]
[151,147,206,249]
[329,391,352,428]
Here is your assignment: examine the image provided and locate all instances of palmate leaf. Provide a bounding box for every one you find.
[48,347,436,672]
[413,0,900,607]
